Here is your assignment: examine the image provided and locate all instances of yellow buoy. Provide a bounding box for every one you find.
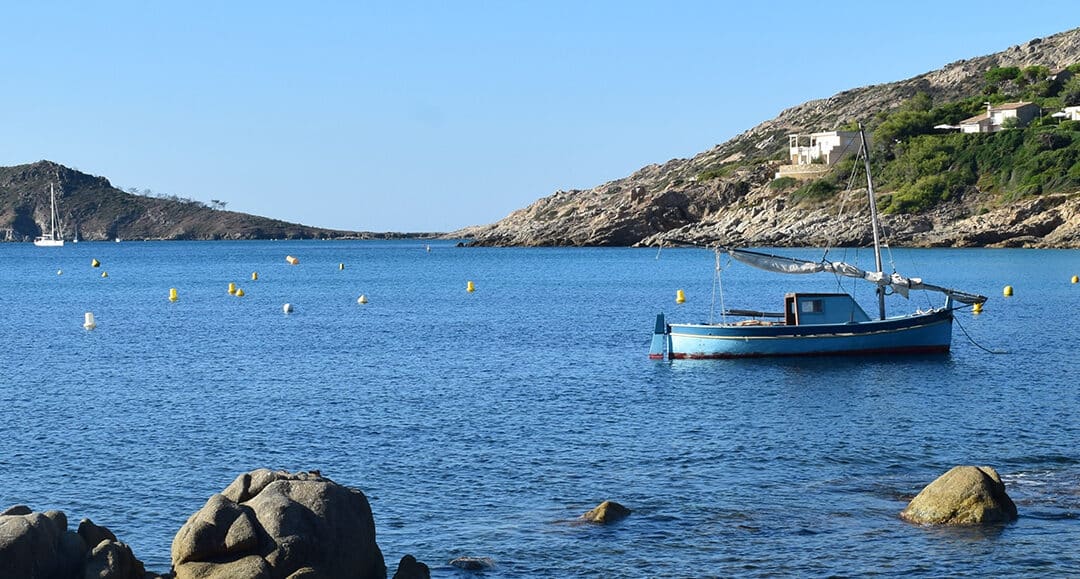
[101,271,108,278]
[339,263,344,270]
[1072,275,1078,284]
[252,272,258,281]
[83,312,96,330]
[466,281,475,293]
[91,258,100,268]
[676,289,686,304]
[169,288,178,302]
[283,303,293,314]
[357,294,368,304]
[228,282,237,295]
[973,302,983,314]
[1003,285,1013,297]
[286,255,299,265]
[236,288,245,297]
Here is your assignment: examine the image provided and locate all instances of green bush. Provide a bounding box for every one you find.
[769,177,798,191]
[791,179,838,203]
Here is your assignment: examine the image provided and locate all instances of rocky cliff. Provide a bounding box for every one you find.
[0,161,431,242]
[461,28,1080,248]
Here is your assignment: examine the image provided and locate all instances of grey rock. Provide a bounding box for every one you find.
[172,469,385,579]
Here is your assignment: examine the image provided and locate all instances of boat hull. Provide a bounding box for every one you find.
[33,238,64,247]
[665,309,954,359]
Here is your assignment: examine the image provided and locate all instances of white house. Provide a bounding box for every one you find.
[787,131,860,165]
[959,102,1039,133]
[775,131,860,180]
[1060,105,1080,121]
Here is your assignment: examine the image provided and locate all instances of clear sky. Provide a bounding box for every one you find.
[1,2,1075,232]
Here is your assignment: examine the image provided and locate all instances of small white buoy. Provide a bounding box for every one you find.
[283,303,294,314]
[425,245,431,252]
[357,294,368,304]
[339,263,344,270]
[57,269,62,275]
[83,312,96,330]
[286,255,299,265]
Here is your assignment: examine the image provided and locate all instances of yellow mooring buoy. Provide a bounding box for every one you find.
[1003,285,1013,297]
[1072,275,1078,284]
[228,282,237,295]
[169,288,178,302]
[676,289,686,304]
[91,258,100,268]
[101,271,108,278]
[973,302,983,314]
[252,272,258,281]
[236,288,245,297]
[339,263,344,271]
[466,280,475,293]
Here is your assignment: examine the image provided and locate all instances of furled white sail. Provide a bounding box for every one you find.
[727,249,985,305]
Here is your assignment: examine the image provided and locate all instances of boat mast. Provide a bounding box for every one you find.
[857,123,886,320]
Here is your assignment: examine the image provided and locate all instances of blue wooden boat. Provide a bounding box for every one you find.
[649,125,987,360]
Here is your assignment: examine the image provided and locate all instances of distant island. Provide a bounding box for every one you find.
[460,27,1080,248]
[0,160,440,242]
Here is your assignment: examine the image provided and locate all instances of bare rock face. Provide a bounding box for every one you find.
[0,507,152,579]
[900,466,1019,525]
[392,554,430,579]
[581,500,632,524]
[171,469,385,579]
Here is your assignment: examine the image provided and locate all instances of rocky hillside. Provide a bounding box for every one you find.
[0,161,428,241]
[462,28,1080,248]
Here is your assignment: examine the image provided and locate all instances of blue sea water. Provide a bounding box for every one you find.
[1,240,1078,577]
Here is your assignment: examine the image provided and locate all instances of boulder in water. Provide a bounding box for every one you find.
[581,500,632,524]
[900,465,1018,525]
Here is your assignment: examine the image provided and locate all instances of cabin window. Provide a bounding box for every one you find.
[800,299,823,313]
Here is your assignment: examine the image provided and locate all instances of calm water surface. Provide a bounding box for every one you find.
[1,241,1078,576]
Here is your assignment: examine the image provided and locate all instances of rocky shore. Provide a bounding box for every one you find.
[0,466,1017,577]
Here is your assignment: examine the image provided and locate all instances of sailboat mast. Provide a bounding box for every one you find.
[857,123,886,320]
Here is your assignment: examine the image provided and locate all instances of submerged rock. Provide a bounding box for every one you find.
[449,556,495,571]
[581,500,632,524]
[901,465,1018,525]
[171,468,385,579]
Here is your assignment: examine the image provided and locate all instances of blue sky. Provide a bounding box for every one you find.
[1,2,1075,232]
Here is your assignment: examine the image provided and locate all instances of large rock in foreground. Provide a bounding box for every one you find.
[172,469,386,579]
[0,506,152,578]
[900,466,1018,525]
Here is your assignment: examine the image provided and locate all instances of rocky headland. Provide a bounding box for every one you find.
[460,28,1080,248]
[0,161,438,242]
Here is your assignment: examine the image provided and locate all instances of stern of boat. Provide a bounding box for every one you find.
[648,313,668,359]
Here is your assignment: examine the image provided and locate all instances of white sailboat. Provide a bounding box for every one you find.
[33,184,64,247]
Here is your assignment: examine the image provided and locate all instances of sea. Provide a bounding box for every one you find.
[1,240,1078,577]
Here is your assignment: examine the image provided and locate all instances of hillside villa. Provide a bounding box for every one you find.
[957,101,1039,133]
[774,130,860,180]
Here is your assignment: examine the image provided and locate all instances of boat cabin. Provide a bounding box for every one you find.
[784,293,870,326]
